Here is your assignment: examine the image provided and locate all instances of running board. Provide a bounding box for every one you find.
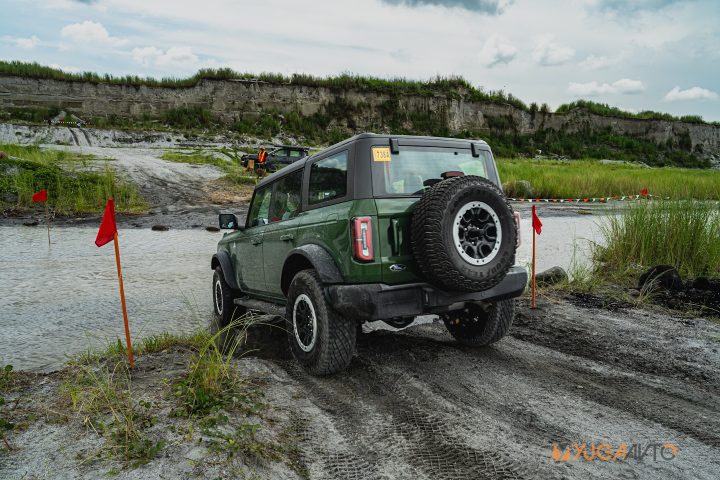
[234,297,286,317]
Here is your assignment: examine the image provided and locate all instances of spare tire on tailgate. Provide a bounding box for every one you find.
[411,175,516,292]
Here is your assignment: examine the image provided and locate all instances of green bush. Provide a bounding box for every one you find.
[162,106,214,129]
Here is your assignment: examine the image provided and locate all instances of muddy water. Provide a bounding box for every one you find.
[0,226,221,371]
[0,215,603,371]
[515,214,601,272]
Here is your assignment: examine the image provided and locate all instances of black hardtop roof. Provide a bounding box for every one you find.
[256,133,490,188]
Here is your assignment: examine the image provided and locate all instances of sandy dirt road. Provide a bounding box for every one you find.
[70,145,250,228]
[252,295,720,480]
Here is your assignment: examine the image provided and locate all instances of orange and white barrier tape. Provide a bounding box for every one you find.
[508,193,655,203]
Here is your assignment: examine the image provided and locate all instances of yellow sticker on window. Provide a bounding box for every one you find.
[372,146,392,162]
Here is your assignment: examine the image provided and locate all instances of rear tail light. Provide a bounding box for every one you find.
[514,211,522,248]
[352,216,374,262]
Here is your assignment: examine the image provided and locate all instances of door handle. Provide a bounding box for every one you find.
[251,238,263,245]
[280,234,295,241]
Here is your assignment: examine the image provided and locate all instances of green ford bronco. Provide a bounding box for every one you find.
[212,133,527,375]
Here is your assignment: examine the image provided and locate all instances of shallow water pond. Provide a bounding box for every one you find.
[0,226,221,371]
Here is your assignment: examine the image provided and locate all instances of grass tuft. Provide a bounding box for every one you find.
[593,200,720,278]
[60,361,165,467]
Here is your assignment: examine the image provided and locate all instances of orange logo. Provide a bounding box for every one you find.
[551,442,679,463]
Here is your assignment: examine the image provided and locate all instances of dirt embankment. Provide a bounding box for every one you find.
[2,295,719,479]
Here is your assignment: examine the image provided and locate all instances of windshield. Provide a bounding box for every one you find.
[371,146,494,196]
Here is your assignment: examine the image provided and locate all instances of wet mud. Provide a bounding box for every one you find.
[232,294,720,479]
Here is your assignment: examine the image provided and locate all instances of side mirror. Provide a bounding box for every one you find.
[219,213,241,230]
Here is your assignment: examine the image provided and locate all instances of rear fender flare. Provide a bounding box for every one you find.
[281,244,344,296]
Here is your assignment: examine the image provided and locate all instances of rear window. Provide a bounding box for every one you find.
[371,146,493,196]
[308,151,348,204]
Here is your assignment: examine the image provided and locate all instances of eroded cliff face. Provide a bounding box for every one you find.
[1,74,718,154]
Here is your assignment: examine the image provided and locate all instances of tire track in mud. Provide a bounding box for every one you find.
[259,296,720,479]
[500,301,720,448]
[278,358,529,480]
[449,335,720,449]
[512,306,718,393]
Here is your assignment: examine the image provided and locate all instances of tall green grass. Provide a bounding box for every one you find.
[0,144,145,215]
[498,158,720,200]
[593,201,720,278]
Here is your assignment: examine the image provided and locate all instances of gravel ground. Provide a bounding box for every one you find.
[2,295,719,479]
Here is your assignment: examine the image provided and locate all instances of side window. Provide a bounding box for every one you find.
[288,149,303,158]
[246,186,272,227]
[308,151,348,205]
[269,170,303,223]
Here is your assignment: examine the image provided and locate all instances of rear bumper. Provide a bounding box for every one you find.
[327,266,527,322]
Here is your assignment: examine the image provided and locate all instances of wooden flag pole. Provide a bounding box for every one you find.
[45,200,50,245]
[531,227,537,309]
[112,233,134,368]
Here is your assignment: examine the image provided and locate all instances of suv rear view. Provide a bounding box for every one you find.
[213,134,526,375]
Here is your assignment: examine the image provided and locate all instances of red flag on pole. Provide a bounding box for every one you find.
[531,205,542,309]
[532,205,543,235]
[32,189,47,203]
[95,198,134,367]
[95,198,118,247]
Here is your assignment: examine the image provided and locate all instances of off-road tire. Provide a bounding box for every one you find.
[411,175,516,292]
[212,267,247,353]
[441,299,515,346]
[285,270,356,375]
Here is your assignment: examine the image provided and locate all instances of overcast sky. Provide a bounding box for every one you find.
[1,0,718,120]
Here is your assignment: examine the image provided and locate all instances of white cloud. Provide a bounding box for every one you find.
[60,21,126,46]
[664,86,718,101]
[612,78,645,94]
[132,46,199,68]
[478,35,517,67]
[568,78,645,96]
[13,35,40,48]
[532,35,575,66]
[579,54,620,70]
[49,63,82,73]
[568,81,615,96]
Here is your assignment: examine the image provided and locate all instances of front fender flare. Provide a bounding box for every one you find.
[211,252,239,290]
